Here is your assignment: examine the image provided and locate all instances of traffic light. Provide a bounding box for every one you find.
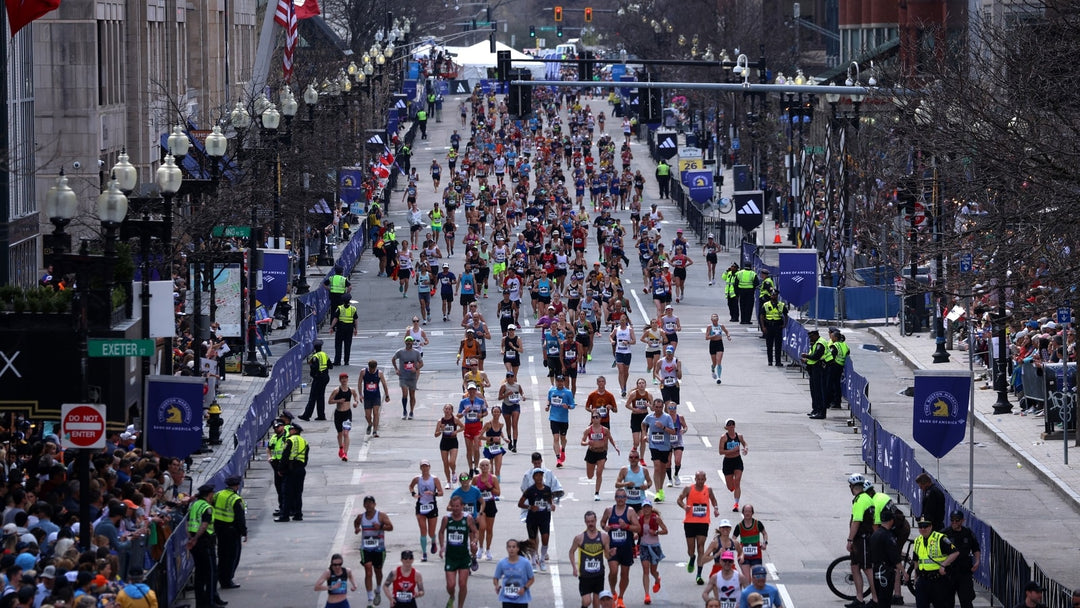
[557,25,563,37]
[554,5,563,21]
[584,7,593,22]
[529,25,536,37]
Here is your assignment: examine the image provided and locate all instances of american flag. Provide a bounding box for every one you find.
[274,0,298,82]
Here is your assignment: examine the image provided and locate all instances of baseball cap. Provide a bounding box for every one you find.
[718,519,732,528]
[950,510,965,520]
[467,382,478,390]
[507,324,517,330]
[707,233,715,238]
[123,499,140,510]
[40,565,56,579]
[404,335,415,341]
[747,591,765,607]
[443,262,450,268]
[751,565,767,578]
[677,228,683,233]
[1024,582,1043,593]
[339,372,349,379]
[2,523,16,536]
[273,420,284,428]
[598,590,614,600]
[420,459,431,466]
[531,468,545,476]
[291,423,304,432]
[555,374,566,380]
[466,328,475,333]
[720,550,737,561]
[665,346,675,353]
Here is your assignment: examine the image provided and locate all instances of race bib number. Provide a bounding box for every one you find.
[651,432,666,444]
[462,504,474,515]
[663,376,677,387]
[365,382,378,391]
[627,489,642,500]
[726,440,739,451]
[721,600,737,608]
[395,591,414,602]
[589,432,605,441]
[596,407,607,417]
[618,340,628,349]
[501,309,513,318]
[692,504,708,518]
[636,399,649,410]
[448,531,465,545]
[744,544,759,557]
[584,557,602,573]
[503,584,521,599]
[465,411,480,422]
[508,393,521,404]
[404,362,416,372]
[362,537,380,550]
[465,357,478,366]
[443,424,456,436]
[534,499,548,511]
[565,351,577,360]
[610,529,627,543]
[550,396,563,406]
[480,491,493,501]
[419,503,435,514]
[548,345,560,356]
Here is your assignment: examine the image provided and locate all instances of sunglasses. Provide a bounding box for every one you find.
[331,562,343,566]
[591,415,601,419]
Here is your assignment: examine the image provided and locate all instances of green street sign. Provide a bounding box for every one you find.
[211,225,252,238]
[88,339,155,358]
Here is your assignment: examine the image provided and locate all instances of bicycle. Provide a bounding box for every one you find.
[826,539,916,601]
[716,197,733,214]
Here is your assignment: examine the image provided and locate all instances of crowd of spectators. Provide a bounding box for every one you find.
[0,419,187,607]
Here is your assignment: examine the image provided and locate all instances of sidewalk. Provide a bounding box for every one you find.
[870,325,1080,507]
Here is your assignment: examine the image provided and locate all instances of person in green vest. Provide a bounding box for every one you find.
[323,266,351,311]
[800,330,831,419]
[186,483,217,608]
[417,108,429,140]
[213,476,247,589]
[734,263,759,325]
[721,263,740,322]
[761,292,788,367]
[330,299,359,366]
[828,329,850,409]
[655,159,671,199]
[268,419,289,517]
[277,423,309,522]
[756,269,777,336]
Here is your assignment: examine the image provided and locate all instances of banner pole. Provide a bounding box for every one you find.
[968,303,976,511]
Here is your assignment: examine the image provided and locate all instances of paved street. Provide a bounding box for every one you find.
[184,96,1080,608]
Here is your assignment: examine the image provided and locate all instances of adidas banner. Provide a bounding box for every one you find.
[778,249,818,307]
[734,190,764,231]
[655,131,678,160]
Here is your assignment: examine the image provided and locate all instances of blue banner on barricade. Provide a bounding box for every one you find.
[145,377,205,459]
[912,370,971,459]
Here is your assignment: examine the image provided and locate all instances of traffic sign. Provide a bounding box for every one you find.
[211,225,251,238]
[1057,305,1071,325]
[959,253,973,273]
[61,404,107,449]
[88,338,155,358]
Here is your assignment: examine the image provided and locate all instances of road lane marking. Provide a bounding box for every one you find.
[685,400,696,413]
[628,289,650,325]
[778,583,795,608]
[701,436,712,448]
[766,562,779,580]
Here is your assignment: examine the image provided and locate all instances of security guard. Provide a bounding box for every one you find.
[734,263,759,324]
[800,330,829,419]
[416,107,429,139]
[300,339,331,421]
[946,511,981,608]
[277,423,309,522]
[912,517,957,608]
[829,329,850,409]
[721,263,740,322]
[186,484,219,608]
[330,300,359,366]
[655,159,671,198]
[267,419,289,517]
[213,476,247,589]
[324,266,351,310]
[399,143,412,174]
[762,292,788,367]
[756,269,776,335]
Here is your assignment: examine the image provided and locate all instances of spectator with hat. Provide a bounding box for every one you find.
[35,564,56,606]
[213,476,246,590]
[739,565,782,608]
[117,566,157,608]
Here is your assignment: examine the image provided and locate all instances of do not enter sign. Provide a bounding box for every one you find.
[61,404,107,449]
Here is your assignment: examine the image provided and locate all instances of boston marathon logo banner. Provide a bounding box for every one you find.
[145,376,206,459]
[778,249,817,307]
[912,370,971,459]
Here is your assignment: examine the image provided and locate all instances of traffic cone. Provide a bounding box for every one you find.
[773,222,782,244]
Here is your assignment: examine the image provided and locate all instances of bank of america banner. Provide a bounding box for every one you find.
[145,376,205,459]
[778,249,817,307]
[339,167,364,205]
[912,370,971,459]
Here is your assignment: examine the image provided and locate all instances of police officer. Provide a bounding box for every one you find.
[734,263,758,325]
[416,107,429,140]
[267,419,288,517]
[301,340,330,421]
[946,511,981,608]
[869,508,901,608]
[330,299,359,366]
[324,266,351,311]
[277,423,309,522]
[912,517,957,608]
[801,330,829,419]
[213,476,247,590]
[721,263,740,322]
[186,484,221,608]
[762,292,788,367]
[829,329,850,408]
[756,269,776,335]
[655,159,671,199]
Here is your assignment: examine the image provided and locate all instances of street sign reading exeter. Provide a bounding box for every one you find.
[61,404,107,449]
[88,338,155,358]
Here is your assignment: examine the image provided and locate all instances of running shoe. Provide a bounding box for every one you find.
[470,556,479,571]
[732,502,739,512]
[539,559,548,572]
[408,413,414,420]
[644,594,651,605]
[485,550,493,560]
[673,476,681,486]
[446,597,455,608]
[366,424,373,434]
[421,553,428,562]
[696,576,704,585]
[374,593,381,606]
[431,541,438,553]
[711,368,717,380]
[686,557,695,572]
[594,493,601,501]
[653,578,661,592]
[655,489,665,502]
[617,598,626,608]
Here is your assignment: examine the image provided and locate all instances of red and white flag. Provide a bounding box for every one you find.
[5,0,60,37]
[274,0,298,82]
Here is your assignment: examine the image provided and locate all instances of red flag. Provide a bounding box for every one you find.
[294,0,320,19]
[6,0,60,37]
[275,0,298,82]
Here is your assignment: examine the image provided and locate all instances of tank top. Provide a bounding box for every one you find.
[723,432,741,458]
[643,329,662,351]
[670,413,684,448]
[461,341,481,366]
[662,315,678,334]
[502,383,522,408]
[684,484,711,524]
[623,466,646,504]
[607,505,632,546]
[659,357,679,386]
[392,567,418,603]
[362,370,381,400]
[417,271,432,291]
[578,530,606,578]
[736,519,764,559]
[359,510,385,552]
[407,327,425,352]
[441,416,457,437]
[475,473,497,502]
[335,387,353,406]
[417,475,437,509]
[614,327,632,354]
[714,568,742,608]
[445,516,470,560]
[398,251,412,269]
[327,567,350,595]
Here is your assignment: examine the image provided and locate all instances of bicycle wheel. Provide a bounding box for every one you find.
[826,555,857,601]
[717,197,733,213]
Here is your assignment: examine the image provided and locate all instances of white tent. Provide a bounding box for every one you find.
[455,41,545,84]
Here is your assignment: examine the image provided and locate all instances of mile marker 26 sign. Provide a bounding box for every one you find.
[61,403,107,449]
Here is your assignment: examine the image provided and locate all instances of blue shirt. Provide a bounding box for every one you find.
[547,387,575,423]
[450,486,483,518]
[642,412,675,450]
[458,397,487,424]
[739,583,783,608]
[461,273,476,295]
[494,557,535,604]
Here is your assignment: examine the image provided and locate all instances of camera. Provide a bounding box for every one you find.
[72,160,81,169]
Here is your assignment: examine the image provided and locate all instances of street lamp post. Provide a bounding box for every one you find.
[991,290,1012,413]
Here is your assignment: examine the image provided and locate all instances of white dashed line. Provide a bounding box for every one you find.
[700,436,712,448]
[385,331,399,337]
[685,400,696,413]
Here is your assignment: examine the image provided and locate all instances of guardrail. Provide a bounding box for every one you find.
[736,243,1076,608]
